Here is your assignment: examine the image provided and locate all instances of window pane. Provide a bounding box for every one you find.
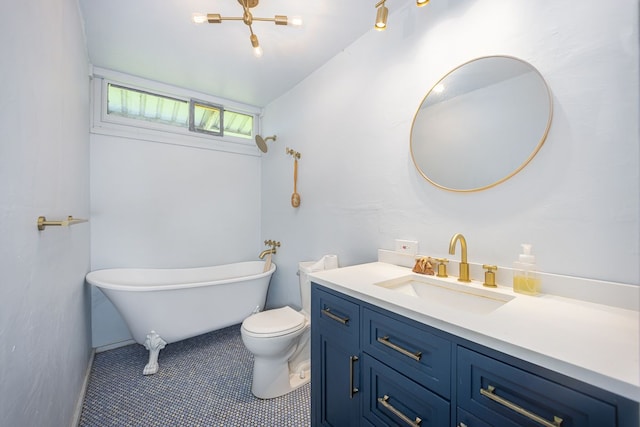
[107,84,189,128]
[224,110,253,139]
[190,100,222,135]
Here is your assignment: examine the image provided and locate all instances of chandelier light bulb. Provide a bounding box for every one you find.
[289,16,303,27]
[250,34,263,58]
[191,12,207,24]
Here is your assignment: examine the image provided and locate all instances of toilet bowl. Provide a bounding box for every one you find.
[241,258,334,399]
[241,306,310,399]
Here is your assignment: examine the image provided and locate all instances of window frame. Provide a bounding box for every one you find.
[189,99,224,137]
[91,67,262,156]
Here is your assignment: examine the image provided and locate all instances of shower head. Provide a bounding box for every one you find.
[255,135,277,153]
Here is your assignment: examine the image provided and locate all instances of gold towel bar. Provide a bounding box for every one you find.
[37,216,88,231]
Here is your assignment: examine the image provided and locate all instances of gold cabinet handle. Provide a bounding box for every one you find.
[480,385,563,427]
[321,308,349,325]
[377,395,422,426]
[349,355,359,398]
[377,336,422,361]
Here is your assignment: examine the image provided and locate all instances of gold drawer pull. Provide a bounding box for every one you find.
[480,385,563,427]
[349,355,359,398]
[378,395,422,427]
[377,336,422,361]
[321,308,349,324]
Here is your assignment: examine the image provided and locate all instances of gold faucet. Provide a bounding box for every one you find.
[259,240,280,259]
[448,233,470,282]
[258,248,275,259]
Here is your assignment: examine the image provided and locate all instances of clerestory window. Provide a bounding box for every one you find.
[106,83,253,139]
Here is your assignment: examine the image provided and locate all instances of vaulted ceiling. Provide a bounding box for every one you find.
[79,0,409,107]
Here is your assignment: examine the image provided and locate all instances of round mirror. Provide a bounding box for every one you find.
[410,56,553,192]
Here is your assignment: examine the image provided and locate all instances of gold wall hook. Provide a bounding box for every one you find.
[37,215,88,231]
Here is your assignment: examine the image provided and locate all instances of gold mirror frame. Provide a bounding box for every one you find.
[410,56,553,192]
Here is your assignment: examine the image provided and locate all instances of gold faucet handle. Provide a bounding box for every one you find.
[435,258,449,278]
[482,264,498,288]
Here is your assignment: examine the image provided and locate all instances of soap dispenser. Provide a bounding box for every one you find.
[513,244,540,296]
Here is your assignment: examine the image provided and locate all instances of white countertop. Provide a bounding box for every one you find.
[309,261,640,402]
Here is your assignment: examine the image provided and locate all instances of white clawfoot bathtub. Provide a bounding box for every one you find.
[86,261,276,375]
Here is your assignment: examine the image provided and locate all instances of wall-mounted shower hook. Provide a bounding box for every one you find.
[286,147,301,159]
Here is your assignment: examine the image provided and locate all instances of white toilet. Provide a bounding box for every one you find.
[241,260,323,399]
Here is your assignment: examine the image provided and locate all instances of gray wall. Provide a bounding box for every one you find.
[261,0,640,309]
[0,0,92,425]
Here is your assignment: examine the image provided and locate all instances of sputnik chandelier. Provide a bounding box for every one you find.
[192,0,302,57]
[375,0,430,31]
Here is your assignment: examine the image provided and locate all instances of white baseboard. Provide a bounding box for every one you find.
[71,349,95,427]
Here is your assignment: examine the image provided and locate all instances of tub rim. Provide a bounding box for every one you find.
[86,261,276,292]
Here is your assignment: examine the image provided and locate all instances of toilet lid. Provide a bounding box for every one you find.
[242,306,305,336]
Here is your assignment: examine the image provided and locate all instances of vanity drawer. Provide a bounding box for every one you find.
[362,353,450,427]
[363,307,451,398]
[312,284,360,339]
[456,407,492,427]
[457,346,617,427]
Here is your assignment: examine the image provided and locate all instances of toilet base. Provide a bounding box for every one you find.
[251,358,311,399]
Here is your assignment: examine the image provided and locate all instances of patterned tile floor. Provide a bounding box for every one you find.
[79,324,310,426]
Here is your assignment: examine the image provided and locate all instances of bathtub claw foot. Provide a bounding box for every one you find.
[143,331,166,375]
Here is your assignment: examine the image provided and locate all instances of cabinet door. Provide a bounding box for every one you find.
[362,353,450,426]
[457,346,617,427]
[312,285,361,426]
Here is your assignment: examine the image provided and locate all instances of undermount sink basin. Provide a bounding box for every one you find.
[374,274,514,315]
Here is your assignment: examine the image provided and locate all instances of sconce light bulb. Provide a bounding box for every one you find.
[375,5,388,31]
[416,0,430,7]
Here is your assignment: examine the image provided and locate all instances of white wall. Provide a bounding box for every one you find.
[90,131,263,346]
[0,0,92,426]
[261,0,639,309]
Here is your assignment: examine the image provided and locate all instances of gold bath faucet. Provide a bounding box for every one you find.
[448,233,471,282]
[259,240,281,259]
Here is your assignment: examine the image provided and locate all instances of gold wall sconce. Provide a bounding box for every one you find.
[375,0,429,30]
[374,0,388,31]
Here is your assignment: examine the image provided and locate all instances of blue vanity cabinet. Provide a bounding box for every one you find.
[311,283,639,427]
[311,284,362,426]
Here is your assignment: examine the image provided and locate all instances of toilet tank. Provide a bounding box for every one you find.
[299,255,338,314]
[298,261,315,314]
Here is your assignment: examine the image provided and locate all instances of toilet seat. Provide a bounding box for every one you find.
[242,306,306,338]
